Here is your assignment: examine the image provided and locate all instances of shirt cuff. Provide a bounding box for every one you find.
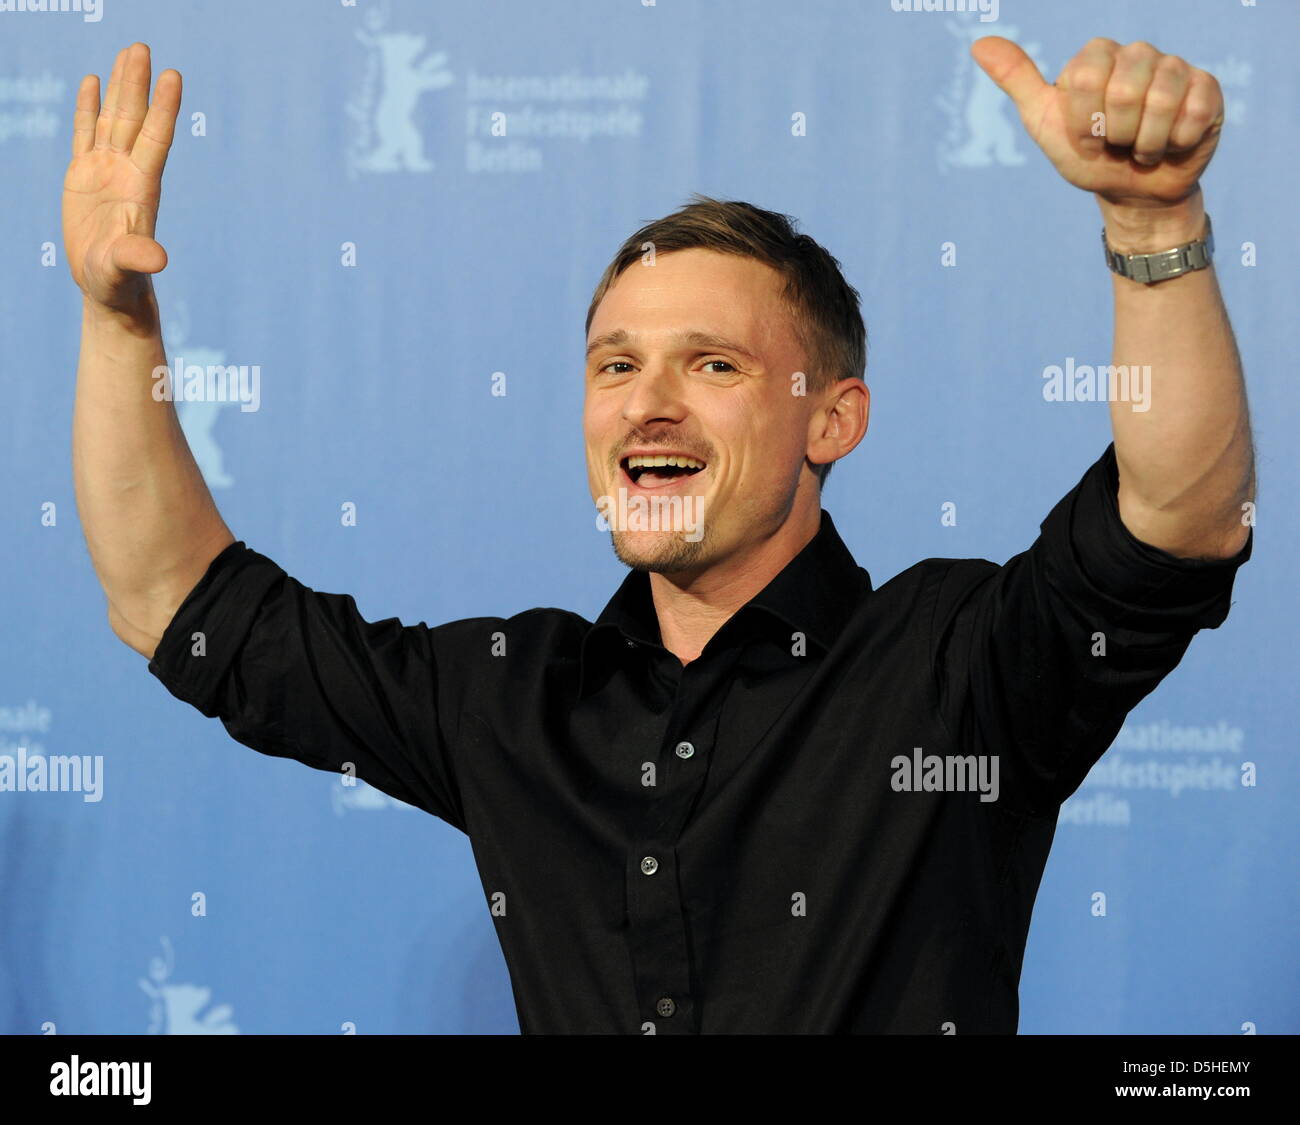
[1038,442,1253,632]
[146,540,286,717]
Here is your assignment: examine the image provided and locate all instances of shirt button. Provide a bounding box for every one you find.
[640,856,659,875]
[656,997,676,1017]
[675,741,695,759]
[625,639,637,648]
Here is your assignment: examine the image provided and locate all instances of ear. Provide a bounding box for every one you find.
[807,379,869,473]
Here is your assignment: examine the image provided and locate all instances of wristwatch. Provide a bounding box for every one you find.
[1102,213,1214,284]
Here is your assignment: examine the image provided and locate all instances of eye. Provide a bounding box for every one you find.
[598,361,634,375]
[701,360,736,373]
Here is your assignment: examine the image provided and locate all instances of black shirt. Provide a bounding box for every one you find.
[147,444,1251,1033]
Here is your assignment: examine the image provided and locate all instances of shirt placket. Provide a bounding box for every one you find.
[624,650,731,1035]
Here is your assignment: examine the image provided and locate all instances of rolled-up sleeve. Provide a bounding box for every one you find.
[932,443,1253,814]
[147,541,470,832]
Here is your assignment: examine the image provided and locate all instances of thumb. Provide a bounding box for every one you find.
[110,233,168,275]
[970,35,1048,112]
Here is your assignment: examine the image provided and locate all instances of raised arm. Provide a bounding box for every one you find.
[65,42,234,660]
[973,35,1256,560]
[64,45,479,833]
[923,37,1258,816]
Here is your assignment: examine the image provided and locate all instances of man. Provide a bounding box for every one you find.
[67,38,1253,1033]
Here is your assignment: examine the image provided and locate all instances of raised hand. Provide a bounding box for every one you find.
[972,36,1224,211]
[62,43,182,314]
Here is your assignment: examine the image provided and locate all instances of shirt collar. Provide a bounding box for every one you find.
[577,509,870,698]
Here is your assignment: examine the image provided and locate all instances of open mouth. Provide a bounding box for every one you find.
[621,453,707,489]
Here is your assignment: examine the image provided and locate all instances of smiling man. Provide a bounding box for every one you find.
[71,38,1253,1034]
[584,238,868,659]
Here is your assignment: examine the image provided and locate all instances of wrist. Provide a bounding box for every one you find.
[82,288,161,338]
[1097,189,1207,254]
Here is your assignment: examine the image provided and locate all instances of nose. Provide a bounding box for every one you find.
[620,363,687,431]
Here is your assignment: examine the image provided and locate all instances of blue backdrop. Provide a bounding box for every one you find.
[1,0,1295,1034]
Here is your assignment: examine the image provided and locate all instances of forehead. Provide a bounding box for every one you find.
[589,248,794,350]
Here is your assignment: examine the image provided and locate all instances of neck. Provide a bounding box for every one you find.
[648,502,822,665]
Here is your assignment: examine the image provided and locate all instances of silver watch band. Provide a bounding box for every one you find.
[1102,213,1214,284]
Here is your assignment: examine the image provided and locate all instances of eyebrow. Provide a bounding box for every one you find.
[585,328,760,363]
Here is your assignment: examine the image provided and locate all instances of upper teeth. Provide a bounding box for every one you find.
[626,454,705,470]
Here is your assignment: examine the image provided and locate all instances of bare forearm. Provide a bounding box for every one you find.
[1101,190,1255,559]
[73,288,234,654]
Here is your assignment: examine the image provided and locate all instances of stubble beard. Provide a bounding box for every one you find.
[610,527,709,574]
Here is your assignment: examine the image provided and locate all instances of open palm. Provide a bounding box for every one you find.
[62,43,181,312]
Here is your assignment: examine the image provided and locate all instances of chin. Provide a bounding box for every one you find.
[611,530,709,574]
